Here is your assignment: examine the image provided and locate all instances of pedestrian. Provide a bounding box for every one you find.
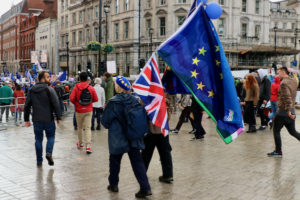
[170,94,194,134]
[13,84,26,123]
[0,81,13,123]
[24,71,61,167]
[142,121,173,184]
[54,81,65,114]
[267,67,300,157]
[104,72,114,104]
[190,96,206,140]
[241,74,259,133]
[70,72,98,154]
[268,76,281,129]
[101,76,152,199]
[91,78,105,131]
[256,69,271,130]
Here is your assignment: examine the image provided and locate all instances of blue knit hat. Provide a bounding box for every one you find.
[116,76,131,91]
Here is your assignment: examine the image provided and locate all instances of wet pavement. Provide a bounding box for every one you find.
[0,110,300,200]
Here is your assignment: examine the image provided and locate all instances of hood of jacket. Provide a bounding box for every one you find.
[110,93,133,104]
[105,77,113,83]
[31,82,48,93]
[274,76,280,84]
[257,69,267,80]
[76,82,90,90]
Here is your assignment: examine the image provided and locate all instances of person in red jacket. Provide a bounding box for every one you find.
[70,72,98,154]
[13,84,26,122]
[268,76,281,129]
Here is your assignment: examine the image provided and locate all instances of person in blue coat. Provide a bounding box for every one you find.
[101,76,152,199]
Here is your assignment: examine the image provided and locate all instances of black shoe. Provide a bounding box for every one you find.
[267,151,282,158]
[189,129,196,134]
[96,126,101,130]
[258,126,266,131]
[190,136,204,141]
[74,127,77,130]
[46,153,54,166]
[159,176,173,184]
[37,162,42,167]
[107,185,119,193]
[268,121,273,129]
[135,190,152,198]
[171,129,179,134]
[91,127,95,131]
[246,129,257,133]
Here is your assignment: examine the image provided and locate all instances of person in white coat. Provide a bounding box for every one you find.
[91,78,105,130]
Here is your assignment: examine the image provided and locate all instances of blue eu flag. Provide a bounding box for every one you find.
[158,5,244,144]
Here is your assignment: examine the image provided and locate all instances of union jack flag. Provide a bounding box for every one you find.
[132,53,169,136]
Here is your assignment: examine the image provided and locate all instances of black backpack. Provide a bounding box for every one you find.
[79,86,92,106]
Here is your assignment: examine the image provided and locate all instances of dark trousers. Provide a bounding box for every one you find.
[193,108,206,138]
[33,121,56,163]
[0,103,10,121]
[59,98,64,113]
[91,108,102,129]
[175,106,194,130]
[142,134,173,178]
[273,110,300,153]
[257,100,269,126]
[73,112,77,128]
[109,148,151,191]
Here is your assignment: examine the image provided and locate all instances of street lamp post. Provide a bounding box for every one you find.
[273,26,278,73]
[66,41,69,77]
[294,28,299,61]
[104,3,110,72]
[98,0,103,77]
[274,26,278,56]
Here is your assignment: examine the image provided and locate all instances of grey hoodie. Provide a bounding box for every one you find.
[24,83,61,123]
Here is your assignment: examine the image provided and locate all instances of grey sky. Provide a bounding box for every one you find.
[0,0,23,17]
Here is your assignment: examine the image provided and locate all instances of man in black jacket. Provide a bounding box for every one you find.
[257,69,271,130]
[24,71,61,167]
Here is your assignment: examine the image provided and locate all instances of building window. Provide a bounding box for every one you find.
[292,23,295,30]
[79,31,83,45]
[115,0,119,13]
[291,37,295,44]
[146,19,151,37]
[79,11,83,23]
[61,35,65,48]
[177,16,185,28]
[95,6,99,18]
[160,17,166,36]
[125,0,129,11]
[255,0,260,14]
[72,32,76,46]
[124,22,129,39]
[125,52,130,73]
[87,8,92,21]
[86,29,90,42]
[61,16,64,28]
[178,0,186,3]
[160,0,166,5]
[283,23,287,30]
[147,0,151,8]
[72,13,76,25]
[242,0,247,12]
[94,27,99,41]
[219,0,224,5]
[65,15,68,27]
[282,37,286,44]
[241,23,247,37]
[255,25,260,38]
[115,23,119,40]
[218,18,225,35]
[65,0,68,9]
[62,0,64,10]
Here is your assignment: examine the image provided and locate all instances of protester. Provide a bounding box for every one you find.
[268,76,280,129]
[91,78,105,130]
[70,72,98,154]
[256,69,271,130]
[54,81,65,114]
[190,97,206,140]
[24,71,61,166]
[0,81,13,122]
[142,121,173,184]
[12,84,26,122]
[101,76,152,199]
[241,74,259,133]
[268,67,300,157]
[104,72,114,103]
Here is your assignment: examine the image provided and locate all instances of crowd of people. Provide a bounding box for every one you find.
[1,66,299,198]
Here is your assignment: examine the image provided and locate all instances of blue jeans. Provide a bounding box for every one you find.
[269,101,278,120]
[91,108,102,129]
[33,121,56,163]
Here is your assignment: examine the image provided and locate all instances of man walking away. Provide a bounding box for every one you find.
[54,81,65,114]
[70,72,98,154]
[268,67,300,157]
[24,71,61,167]
[0,81,13,122]
[91,78,105,131]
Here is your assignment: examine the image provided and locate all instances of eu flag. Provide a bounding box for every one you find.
[157,5,244,144]
[162,67,191,95]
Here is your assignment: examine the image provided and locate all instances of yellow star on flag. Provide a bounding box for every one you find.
[215,45,220,52]
[208,90,215,98]
[220,73,223,79]
[216,60,221,66]
[191,70,199,78]
[192,57,200,66]
[198,47,207,56]
[197,82,205,91]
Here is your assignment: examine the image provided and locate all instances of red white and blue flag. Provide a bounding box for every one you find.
[132,53,169,136]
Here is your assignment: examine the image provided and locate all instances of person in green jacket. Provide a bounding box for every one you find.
[0,81,13,122]
[104,72,114,104]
